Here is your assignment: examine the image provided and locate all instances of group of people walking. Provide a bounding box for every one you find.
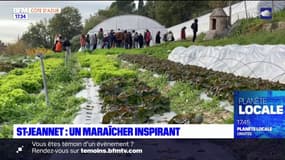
[78,19,198,52]
[79,28,155,52]
[180,19,198,42]
[51,19,198,53]
[53,34,71,53]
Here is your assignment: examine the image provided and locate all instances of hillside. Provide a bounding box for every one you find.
[167,0,285,41]
[102,9,285,59]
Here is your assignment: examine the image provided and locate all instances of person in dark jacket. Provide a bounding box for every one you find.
[138,33,144,48]
[63,38,71,50]
[85,34,90,51]
[115,28,123,48]
[191,19,198,42]
[181,26,186,40]
[134,32,139,48]
[108,30,115,48]
[123,30,128,49]
[163,33,168,42]
[127,32,132,49]
[90,33,97,51]
[155,31,161,44]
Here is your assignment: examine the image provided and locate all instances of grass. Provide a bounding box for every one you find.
[231,9,285,35]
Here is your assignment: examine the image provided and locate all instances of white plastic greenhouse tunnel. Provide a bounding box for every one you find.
[167,1,285,84]
[168,45,285,84]
[88,14,168,46]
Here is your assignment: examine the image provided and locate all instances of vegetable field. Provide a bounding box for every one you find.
[0,54,84,137]
[2,34,285,137]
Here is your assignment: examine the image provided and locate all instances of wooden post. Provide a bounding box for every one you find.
[65,46,71,66]
[37,54,49,106]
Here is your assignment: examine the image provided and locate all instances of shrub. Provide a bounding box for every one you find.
[3,40,29,55]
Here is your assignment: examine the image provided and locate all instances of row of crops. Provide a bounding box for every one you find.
[5,47,281,136]
[77,53,178,124]
[0,54,84,138]
[119,54,285,103]
[76,52,234,124]
[0,58,62,123]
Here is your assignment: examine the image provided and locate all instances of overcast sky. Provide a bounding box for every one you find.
[0,1,116,44]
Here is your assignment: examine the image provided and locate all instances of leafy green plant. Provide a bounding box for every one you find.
[99,77,170,124]
[0,55,83,137]
[77,53,137,83]
[119,54,285,103]
[79,69,91,78]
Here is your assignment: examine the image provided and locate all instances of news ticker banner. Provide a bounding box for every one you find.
[2,139,284,160]
[12,91,285,139]
[234,91,285,139]
[13,124,233,139]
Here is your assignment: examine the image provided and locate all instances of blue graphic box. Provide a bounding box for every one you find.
[260,8,272,20]
[234,91,285,138]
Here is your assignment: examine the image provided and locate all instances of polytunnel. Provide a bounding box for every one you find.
[168,45,285,84]
[88,14,168,43]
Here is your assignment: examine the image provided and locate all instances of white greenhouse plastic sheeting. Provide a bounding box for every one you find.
[167,1,285,40]
[88,14,167,45]
[168,45,285,83]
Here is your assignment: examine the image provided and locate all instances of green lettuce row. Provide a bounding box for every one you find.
[0,55,84,137]
[77,54,136,83]
[0,58,63,123]
[0,58,63,94]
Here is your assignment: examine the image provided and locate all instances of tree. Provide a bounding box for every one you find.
[208,1,228,9]
[138,0,144,15]
[137,1,211,27]
[49,7,83,41]
[153,1,201,27]
[4,40,28,55]
[142,1,155,18]
[21,19,52,48]
[82,0,135,34]
[110,0,135,14]
[83,14,107,34]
